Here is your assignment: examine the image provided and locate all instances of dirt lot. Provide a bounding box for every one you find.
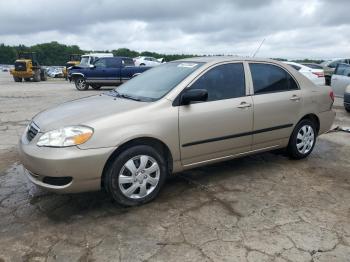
[0,72,350,262]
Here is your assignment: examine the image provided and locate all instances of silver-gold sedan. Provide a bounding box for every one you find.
[19,57,335,206]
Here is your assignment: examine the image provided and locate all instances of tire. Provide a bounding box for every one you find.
[140,63,145,66]
[345,106,350,113]
[287,119,317,160]
[90,84,101,90]
[13,76,22,82]
[33,70,41,82]
[24,78,31,82]
[74,77,89,91]
[40,70,47,81]
[105,145,167,206]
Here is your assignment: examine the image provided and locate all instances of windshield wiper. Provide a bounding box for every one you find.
[109,90,141,101]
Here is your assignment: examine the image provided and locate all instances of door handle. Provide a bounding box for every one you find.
[237,102,252,108]
[290,95,301,101]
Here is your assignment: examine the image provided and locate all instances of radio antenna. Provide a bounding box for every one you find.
[252,38,265,57]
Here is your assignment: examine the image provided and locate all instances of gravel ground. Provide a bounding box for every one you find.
[0,72,350,262]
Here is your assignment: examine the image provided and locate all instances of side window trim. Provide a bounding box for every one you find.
[248,62,300,96]
[172,61,248,106]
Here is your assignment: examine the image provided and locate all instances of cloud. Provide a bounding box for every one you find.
[0,0,349,59]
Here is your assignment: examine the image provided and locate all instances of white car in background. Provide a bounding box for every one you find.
[284,62,325,85]
[134,56,162,67]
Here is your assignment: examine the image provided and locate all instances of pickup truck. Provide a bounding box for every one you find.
[68,57,150,90]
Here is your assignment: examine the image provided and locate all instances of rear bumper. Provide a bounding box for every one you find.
[19,136,116,193]
[318,110,336,134]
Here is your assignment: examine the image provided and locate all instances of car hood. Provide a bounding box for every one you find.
[33,94,148,132]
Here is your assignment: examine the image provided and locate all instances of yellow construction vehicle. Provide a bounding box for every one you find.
[10,52,47,82]
[62,54,81,79]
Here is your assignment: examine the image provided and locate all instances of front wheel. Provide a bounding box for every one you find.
[105,145,167,206]
[13,76,23,82]
[74,77,89,91]
[287,119,317,159]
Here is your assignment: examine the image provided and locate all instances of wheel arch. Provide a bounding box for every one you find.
[101,137,173,190]
[298,113,320,134]
[70,73,85,81]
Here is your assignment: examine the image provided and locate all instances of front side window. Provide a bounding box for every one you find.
[249,63,298,95]
[335,64,350,76]
[94,58,107,68]
[189,63,246,102]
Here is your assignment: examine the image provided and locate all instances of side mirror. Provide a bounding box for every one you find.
[89,64,95,69]
[181,89,208,105]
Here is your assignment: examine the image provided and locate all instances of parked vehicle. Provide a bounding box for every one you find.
[79,53,113,67]
[47,67,64,78]
[68,57,150,90]
[301,63,324,70]
[19,57,335,206]
[331,63,350,98]
[134,56,162,67]
[62,54,81,80]
[284,62,325,85]
[321,59,350,85]
[344,85,350,113]
[10,52,47,82]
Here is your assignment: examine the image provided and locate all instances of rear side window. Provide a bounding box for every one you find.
[249,63,298,95]
[106,58,120,68]
[189,63,245,101]
[122,58,135,67]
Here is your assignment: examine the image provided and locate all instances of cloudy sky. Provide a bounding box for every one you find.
[0,0,349,59]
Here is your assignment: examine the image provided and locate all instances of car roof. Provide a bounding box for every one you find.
[177,56,277,64]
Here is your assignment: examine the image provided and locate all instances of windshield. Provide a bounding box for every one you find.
[115,62,204,101]
[80,57,89,65]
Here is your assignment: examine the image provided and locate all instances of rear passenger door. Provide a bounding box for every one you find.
[120,58,137,81]
[179,62,253,165]
[248,63,302,150]
[332,64,350,97]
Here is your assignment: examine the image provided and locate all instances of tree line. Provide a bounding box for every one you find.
[0,42,196,66]
[0,41,325,66]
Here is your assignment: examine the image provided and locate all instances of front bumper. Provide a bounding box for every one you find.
[19,135,116,193]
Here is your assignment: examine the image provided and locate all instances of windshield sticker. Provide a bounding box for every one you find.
[177,63,198,68]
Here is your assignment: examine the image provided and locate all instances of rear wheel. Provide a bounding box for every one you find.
[105,145,167,206]
[13,76,22,82]
[90,84,101,90]
[74,77,89,91]
[287,119,317,159]
[40,70,47,81]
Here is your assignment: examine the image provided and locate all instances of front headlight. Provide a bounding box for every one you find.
[37,126,93,147]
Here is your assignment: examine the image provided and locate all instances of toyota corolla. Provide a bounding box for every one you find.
[19,57,335,206]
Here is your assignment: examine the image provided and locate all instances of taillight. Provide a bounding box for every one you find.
[329,91,335,102]
[312,72,324,78]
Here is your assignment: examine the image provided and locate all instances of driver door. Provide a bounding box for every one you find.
[179,62,253,166]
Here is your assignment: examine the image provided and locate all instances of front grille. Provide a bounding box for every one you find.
[15,62,26,71]
[26,122,40,142]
